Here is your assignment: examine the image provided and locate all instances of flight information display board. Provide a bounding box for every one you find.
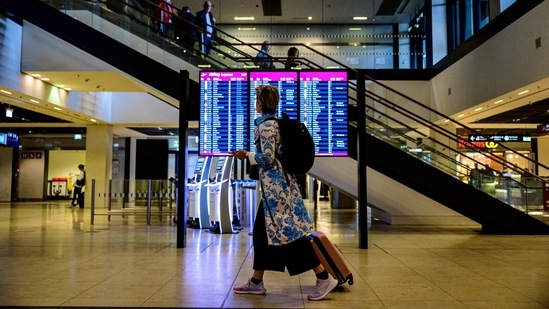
[249,71,299,152]
[199,71,249,156]
[300,71,348,156]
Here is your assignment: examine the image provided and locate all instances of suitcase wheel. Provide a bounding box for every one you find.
[347,274,354,285]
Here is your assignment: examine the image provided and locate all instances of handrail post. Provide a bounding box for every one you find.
[147,179,152,225]
[357,70,368,249]
[91,179,95,225]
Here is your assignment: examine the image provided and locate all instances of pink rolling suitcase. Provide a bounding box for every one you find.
[308,231,354,285]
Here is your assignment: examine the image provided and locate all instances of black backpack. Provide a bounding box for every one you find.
[271,112,315,175]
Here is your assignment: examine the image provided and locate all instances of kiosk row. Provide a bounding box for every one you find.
[186,156,257,234]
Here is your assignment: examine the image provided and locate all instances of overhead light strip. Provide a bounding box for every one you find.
[234,16,254,21]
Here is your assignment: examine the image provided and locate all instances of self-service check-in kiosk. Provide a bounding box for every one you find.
[186,157,212,229]
[206,156,236,234]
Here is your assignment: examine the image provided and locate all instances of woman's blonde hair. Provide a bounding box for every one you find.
[256,85,279,114]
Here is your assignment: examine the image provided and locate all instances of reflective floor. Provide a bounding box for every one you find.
[1,200,548,308]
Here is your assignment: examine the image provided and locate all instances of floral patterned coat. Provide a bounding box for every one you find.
[252,118,314,246]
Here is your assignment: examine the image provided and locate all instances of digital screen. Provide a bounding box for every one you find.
[215,157,226,181]
[0,132,19,148]
[194,157,205,174]
[199,71,249,156]
[249,71,299,152]
[300,71,348,156]
[198,70,349,158]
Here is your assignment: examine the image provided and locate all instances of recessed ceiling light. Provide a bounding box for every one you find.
[30,99,39,103]
[308,16,312,20]
[234,16,254,21]
[474,107,482,111]
[518,90,529,95]
[31,73,41,77]
[349,27,362,31]
[90,118,97,122]
[237,27,256,31]
[353,17,368,20]
[494,99,503,104]
[0,89,12,94]
[458,114,465,118]
[41,78,50,81]
[53,107,62,111]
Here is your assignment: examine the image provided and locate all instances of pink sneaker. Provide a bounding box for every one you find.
[307,275,338,300]
[233,279,266,295]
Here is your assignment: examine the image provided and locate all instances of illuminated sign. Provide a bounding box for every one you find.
[458,138,499,149]
[537,123,549,135]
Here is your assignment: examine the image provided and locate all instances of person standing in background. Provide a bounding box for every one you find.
[174,6,197,52]
[195,1,216,55]
[155,0,174,37]
[71,164,86,208]
[254,41,275,69]
[284,47,300,69]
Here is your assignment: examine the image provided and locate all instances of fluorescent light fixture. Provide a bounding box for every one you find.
[349,27,362,31]
[74,134,82,140]
[5,107,13,118]
[353,16,368,20]
[90,118,97,122]
[31,73,41,77]
[53,107,62,111]
[237,27,256,31]
[198,64,212,68]
[444,119,450,123]
[474,107,483,111]
[41,78,50,81]
[326,66,341,69]
[518,90,529,95]
[494,99,503,104]
[458,114,464,118]
[234,16,254,20]
[0,89,12,94]
[30,99,39,103]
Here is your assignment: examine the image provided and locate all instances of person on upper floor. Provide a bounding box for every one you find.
[155,0,174,37]
[173,6,197,52]
[254,41,275,70]
[284,47,300,69]
[195,1,216,55]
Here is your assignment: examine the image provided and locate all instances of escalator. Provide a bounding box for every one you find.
[0,0,200,118]
[3,0,549,234]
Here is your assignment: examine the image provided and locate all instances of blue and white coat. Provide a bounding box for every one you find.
[248,116,314,246]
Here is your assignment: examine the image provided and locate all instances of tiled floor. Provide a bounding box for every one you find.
[0,200,548,308]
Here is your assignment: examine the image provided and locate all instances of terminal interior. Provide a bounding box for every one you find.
[1,0,549,307]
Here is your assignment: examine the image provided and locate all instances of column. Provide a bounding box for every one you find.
[85,125,113,208]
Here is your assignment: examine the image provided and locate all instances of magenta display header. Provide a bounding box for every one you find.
[250,71,298,81]
[200,71,248,81]
[300,71,347,81]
